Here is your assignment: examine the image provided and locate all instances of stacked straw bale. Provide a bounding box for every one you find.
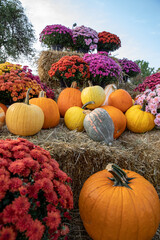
[37,50,84,89]
[0,122,160,239]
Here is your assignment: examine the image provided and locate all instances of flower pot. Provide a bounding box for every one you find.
[76,48,88,54]
[51,44,63,51]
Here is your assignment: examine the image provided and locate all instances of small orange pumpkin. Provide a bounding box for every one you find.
[100,105,126,139]
[29,91,60,129]
[0,107,5,129]
[0,103,8,114]
[57,82,82,117]
[108,89,133,112]
[79,163,160,240]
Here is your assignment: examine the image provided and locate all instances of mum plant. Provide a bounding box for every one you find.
[118,58,141,82]
[39,24,73,49]
[97,31,121,52]
[48,55,90,87]
[0,62,55,105]
[83,53,123,87]
[135,84,160,128]
[72,25,99,52]
[134,72,160,92]
[22,66,55,99]
[0,138,73,240]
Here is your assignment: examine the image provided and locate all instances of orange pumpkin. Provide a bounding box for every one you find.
[0,103,8,114]
[79,163,160,240]
[100,105,126,138]
[57,82,82,117]
[29,91,60,129]
[108,89,133,112]
[0,107,5,129]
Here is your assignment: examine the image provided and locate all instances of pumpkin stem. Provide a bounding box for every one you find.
[106,163,134,189]
[88,80,93,86]
[142,100,146,111]
[25,88,32,105]
[82,101,95,109]
[71,81,77,88]
[38,91,46,98]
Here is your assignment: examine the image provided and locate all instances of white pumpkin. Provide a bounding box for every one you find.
[101,84,117,106]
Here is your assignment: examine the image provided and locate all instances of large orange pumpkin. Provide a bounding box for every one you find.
[79,163,160,240]
[29,91,60,129]
[57,82,82,117]
[0,107,5,129]
[100,105,126,138]
[0,103,8,114]
[108,89,133,112]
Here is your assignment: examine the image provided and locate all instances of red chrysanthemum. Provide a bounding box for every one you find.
[45,211,61,230]
[15,214,32,232]
[0,227,16,240]
[9,177,22,192]
[25,219,45,240]
[12,196,30,216]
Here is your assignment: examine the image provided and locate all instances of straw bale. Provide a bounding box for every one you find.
[0,122,160,239]
[37,50,84,89]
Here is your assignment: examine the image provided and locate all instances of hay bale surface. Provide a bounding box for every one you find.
[0,122,160,239]
[37,50,84,89]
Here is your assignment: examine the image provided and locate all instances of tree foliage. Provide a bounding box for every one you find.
[135,60,155,78]
[0,0,36,62]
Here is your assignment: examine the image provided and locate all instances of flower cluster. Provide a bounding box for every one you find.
[0,62,22,75]
[72,25,99,52]
[118,58,141,80]
[135,85,160,127]
[0,69,43,105]
[0,138,73,240]
[48,55,90,87]
[134,72,160,92]
[22,66,55,99]
[97,31,121,52]
[83,53,123,87]
[39,24,73,49]
[0,62,55,104]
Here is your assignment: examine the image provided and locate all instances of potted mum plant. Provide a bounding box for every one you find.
[134,72,160,92]
[118,58,141,82]
[72,25,99,53]
[97,31,121,52]
[134,84,160,129]
[48,55,90,87]
[0,62,55,105]
[39,24,74,50]
[83,53,123,87]
[0,138,73,240]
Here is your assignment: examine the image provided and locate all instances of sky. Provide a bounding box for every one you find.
[18,0,160,74]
